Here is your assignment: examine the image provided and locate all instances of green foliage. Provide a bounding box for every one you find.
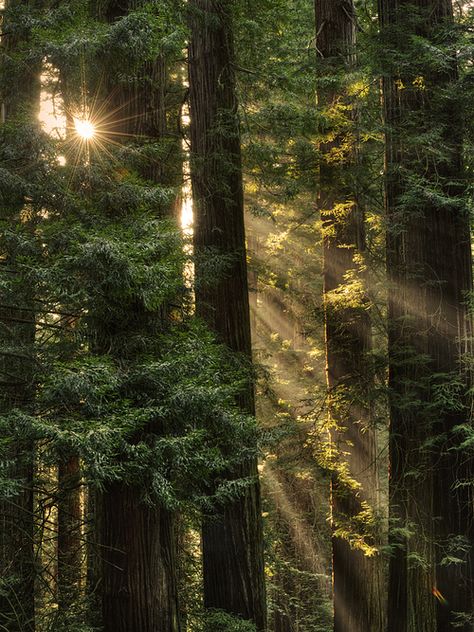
[191,609,257,632]
[0,1,264,628]
[1,0,473,629]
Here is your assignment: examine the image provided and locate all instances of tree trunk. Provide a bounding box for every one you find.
[0,1,40,629]
[57,456,82,612]
[188,1,266,629]
[379,1,474,629]
[90,3,182,631]
[314,2,383,631]
[101,483,180,632]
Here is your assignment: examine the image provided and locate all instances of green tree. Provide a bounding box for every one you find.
[378,1,474,629]
[88,2,183,629]
[0,1,41,628]
[314,2,384,631]
[189,0,266,628]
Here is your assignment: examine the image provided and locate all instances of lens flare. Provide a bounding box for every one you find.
[74,118,95,140]
[432,587,448,606]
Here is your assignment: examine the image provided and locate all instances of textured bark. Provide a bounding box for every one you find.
[188,1,266,628]
[91,3,182,631]
[101,484,180,632]
[379,1,474,630]
[0,1,40,629]
[315,2,384,631]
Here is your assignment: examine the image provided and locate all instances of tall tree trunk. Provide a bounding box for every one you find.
[0,1,40,629]
[379,1,474,630]
[188,1,266,629]
[101,484,179,632]
[314,2,383,631]
[90,3,182,631]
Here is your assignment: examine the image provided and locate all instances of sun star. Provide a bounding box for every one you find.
[74,117,95,140]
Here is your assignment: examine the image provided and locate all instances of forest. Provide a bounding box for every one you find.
[0,0,474,630]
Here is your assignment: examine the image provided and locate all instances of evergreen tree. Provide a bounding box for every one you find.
[0,1,41,628]
[89,2,183,629]
[378,1,474,629]
[188,0,266,628]
[314,1,384,631]
[0,2,473,630]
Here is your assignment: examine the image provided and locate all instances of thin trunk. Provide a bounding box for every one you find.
[315,2,383,631]
[379,1,474,630]
[0,1,40,629]
[188,1,266,629]
[85,486,101,621]
[57,456,82,611]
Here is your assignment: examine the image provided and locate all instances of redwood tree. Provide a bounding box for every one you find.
[379,1,474,629]
[0,1,40,629]
[89,2,182,630]
[315,2,383,632]
[188,1,266,628]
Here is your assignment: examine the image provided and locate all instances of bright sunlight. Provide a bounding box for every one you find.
[74,117,95,140]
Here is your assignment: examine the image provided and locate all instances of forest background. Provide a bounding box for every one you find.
[1,0,474,631]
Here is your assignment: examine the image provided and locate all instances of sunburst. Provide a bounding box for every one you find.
[74,117,95,140]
